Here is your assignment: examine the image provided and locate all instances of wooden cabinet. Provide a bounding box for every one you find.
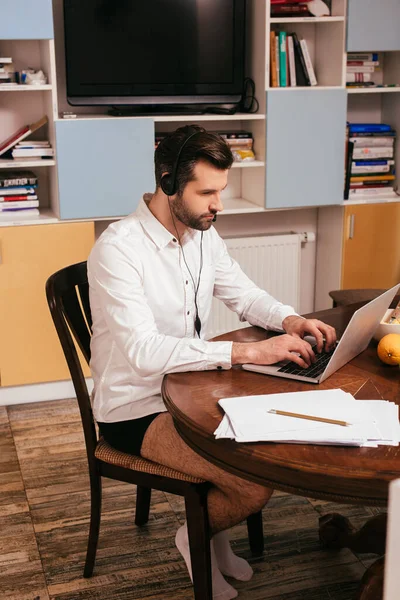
[0,222,94,387]
[0,0,54,39]
[55,118,155,220]
[347,0,400,52]
[265,89,347,209]
[342,203,400,289]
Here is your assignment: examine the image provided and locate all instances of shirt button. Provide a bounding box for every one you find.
[186,280,188,285]
[217,366,223,370]
[172,238,177,243]
[187,311,190,315]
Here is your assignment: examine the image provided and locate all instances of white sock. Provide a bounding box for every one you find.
[213,530,253,582]
[175,523,238,600]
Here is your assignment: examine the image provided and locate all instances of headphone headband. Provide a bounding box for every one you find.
[160,126,201,196]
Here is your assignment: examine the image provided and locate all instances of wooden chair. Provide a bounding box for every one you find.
[45,260,264,600]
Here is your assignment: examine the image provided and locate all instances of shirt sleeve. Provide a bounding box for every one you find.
[212,234,300,331]
[88,240,232,379]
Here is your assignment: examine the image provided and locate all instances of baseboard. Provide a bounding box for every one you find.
[0,378,94,406]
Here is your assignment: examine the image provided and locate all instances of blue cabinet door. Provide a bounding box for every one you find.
[0,0,54,39]
[347,0,400,52]
[265,89,347,209]
[55,118,155,220]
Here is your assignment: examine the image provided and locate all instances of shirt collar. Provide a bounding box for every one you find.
[136,196,200,249]
[136,197,176,249]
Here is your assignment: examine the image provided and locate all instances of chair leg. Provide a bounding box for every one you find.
[185,485,212,600]
[246,511,264,557]
[135,486,152,526]
[84,472,102,578]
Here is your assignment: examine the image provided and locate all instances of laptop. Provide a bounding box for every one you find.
[242,284,400,384]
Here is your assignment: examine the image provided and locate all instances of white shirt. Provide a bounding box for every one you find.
[88,198,298,423]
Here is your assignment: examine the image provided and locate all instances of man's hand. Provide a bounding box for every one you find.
[282,315,337,353]
[232,334,315,369]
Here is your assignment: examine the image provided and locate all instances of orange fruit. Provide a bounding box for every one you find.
[377,334,400,366]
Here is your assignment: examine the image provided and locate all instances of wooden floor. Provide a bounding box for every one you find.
[1,399,384,600]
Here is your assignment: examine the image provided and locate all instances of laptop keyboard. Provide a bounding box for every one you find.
[277,345,337,379]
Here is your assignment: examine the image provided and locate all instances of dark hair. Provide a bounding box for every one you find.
[154,125,233,195]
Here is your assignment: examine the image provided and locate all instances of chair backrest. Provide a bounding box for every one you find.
[46,261,98,469]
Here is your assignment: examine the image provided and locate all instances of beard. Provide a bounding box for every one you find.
[171,192,215,231]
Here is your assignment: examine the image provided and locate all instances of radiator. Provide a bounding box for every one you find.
[205,233,302,339]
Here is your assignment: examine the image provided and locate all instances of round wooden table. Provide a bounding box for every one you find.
[162,301,400,600]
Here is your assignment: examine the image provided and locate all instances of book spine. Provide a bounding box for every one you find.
[347,61,379,67]
[0,177,37,188]
[275,36,280,88]
[270,31,278,88]
[350,136,395,147]
[349,124,392,133]
[351,174,396,182]
[299,39,317,86]
[0,199,39,209]
[344,140,354,200]
[353,148,394,159]
[292,32,309,86]
[287,35,296,87]
[346,73,372,83]
[346,66,375,73]
[347,53,378,61]
[279,32,287,87]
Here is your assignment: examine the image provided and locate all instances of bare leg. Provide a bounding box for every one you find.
[141,413,272,534]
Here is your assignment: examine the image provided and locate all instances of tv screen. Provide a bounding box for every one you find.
[63,0,246,108]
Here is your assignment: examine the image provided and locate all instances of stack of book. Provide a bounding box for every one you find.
[344,123,397,200]
[217,131,255,162]
[0,170,39,219]
[11,140,54,160]
[346,53,380,88]
[0,116,49,161]
[154,131,256,162]
[270,31,317,87]
[0,57,13,85]
[270,0,331,17]
[271,0,311,17]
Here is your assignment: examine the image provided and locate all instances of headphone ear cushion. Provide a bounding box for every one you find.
[161,174,174,196]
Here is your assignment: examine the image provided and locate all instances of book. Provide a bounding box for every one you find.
[0,170,38,188]
[349,188,396,197]
[347,66,376,73]
[270,31,278,87]
[0,116,48,158]
[217,131,252,139]
[287,35,297,87]
[347,61,380,67]
[300,39,317,86]
[350,174,396,182]
[291,32,310,86]
[275,35,280,87]
[353,147,394,159]
[0,208,39,218]
[350,136,395,148]
[350,181,393,188]
[12,147,54,158]
[0,186,37,196]
[349,123,393,133]
[271,5,310,16]
[351,160,394,174]
[279,31,287,87]
[344,139,354,200]
[0,57,12,64]
[347,53,378,62]
[0,199,39,209]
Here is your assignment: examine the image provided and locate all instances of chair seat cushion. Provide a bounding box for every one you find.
[95,438,206,484]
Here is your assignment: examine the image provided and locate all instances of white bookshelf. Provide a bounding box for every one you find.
[0,37,59,223]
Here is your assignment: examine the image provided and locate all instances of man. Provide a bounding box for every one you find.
[88,125,336,600]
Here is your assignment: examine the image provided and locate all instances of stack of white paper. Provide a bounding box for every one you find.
[214,389,400,447]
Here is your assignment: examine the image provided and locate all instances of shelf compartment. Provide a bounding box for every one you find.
[220,197,265,214]
[0,208,58,227]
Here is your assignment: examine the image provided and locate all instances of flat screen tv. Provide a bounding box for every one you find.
[63,0,246,112]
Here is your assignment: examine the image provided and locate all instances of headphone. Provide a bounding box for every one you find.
[160,125,201,197]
